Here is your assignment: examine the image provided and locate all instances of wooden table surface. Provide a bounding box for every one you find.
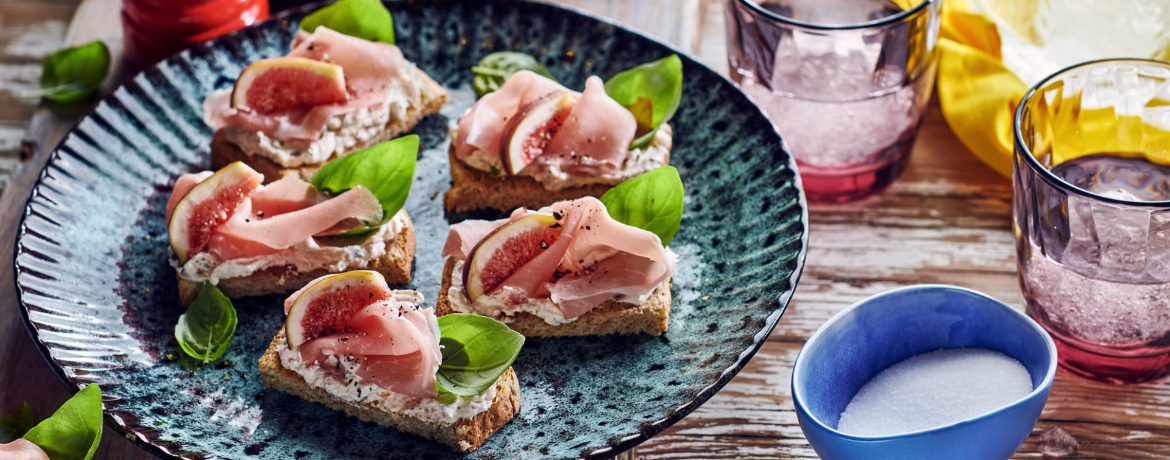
[3,0,1169,459]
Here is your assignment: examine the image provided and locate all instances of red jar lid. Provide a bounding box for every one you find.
[122,0,269,71]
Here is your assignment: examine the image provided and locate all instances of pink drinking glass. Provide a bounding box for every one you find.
[1014,59,1170,384]
[724,0,942,203]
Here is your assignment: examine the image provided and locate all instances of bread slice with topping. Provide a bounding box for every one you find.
[178,214,415,306]
[212,72,448,183]
[259,329,520,453]
[435,258,671,337]
[443,126,671,213]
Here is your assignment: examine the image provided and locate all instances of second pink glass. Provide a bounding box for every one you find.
[724,0,942,203]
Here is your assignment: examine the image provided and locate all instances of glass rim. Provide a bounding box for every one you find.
[731,0,939,31]
[1013,57,1170,208]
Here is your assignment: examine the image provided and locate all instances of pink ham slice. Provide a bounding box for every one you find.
[297,295,442,400]
[444,197,675,319]
[249,175,330,216]
[168,172,385,261]
[207,27,407,141]
[209,185,382,260]
[455,70,571,165]
[0,439,50,460]
[541,76,637,176]
[455,72,637,176]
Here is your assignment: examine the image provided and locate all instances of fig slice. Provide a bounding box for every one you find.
[167,161,264,263]
[499,91,576,175]
[230,57,348,114]
[285,270,394,349]
[463,213,563,301]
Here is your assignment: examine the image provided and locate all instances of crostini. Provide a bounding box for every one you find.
[259,271,523,452]
[437,187,680,337]
[204,22,447,182]
[444,55,682,212]
[167,137,418,305]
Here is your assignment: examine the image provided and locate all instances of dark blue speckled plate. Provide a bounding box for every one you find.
[14,1,807,459]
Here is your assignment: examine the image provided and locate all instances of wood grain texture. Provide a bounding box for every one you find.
[2,0,1168,459]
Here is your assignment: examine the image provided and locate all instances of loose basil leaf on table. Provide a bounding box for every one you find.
[472,51,557,97]
[311,135,418,237]
[600,166,684,246]
[174,282,238,364]
[0,402,36,443]
[435,314,525,397]
[300,0,395,44]
[22,384,103,460]
[604,54,683,149]
[25,40,110,103]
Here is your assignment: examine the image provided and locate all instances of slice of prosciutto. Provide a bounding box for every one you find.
[454,72,636,176]
[167,171,383,261]
[296,291,442,400]
[443,197,675,319]
[206,26,407,141]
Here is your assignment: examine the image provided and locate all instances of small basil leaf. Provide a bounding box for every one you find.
[22,384,102,460]
[300,0,395,44]
[599,166,684,246]
[310,135,418,236]
[472,52,557,97]
[26,41,110,103]
[604,54,683,149]
[0,402,36,443]
[174,282,237,364]
[435,314,525,396]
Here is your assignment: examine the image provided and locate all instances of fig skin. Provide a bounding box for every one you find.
[498,90,575,175]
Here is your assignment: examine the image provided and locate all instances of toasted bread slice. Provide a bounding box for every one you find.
[443,126,672,213]
[435,258,670,337]
[177,213,416,306]
[212,70,448,183]
[259,329,520,452]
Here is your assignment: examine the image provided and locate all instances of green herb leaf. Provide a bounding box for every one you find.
[599,166,684,246]
[310,135,418,236]
[472,52,557,97]
[174,282,237,364]
[22,384,103,460]
[300,0,395,44]
[435,314,525,396]
[603,54,683,149]
[0,402,36,443]
[26,41,110,102]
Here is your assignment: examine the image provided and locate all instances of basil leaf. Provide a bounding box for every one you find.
[25,40,110,102]
[472,52,557,97]
[22,384,102,460]
[174,282,237,364]
[300,0,395,44]
[435,314,525,396]
[604,54,683,149]
[0,402,36,443]
[599,166,684,246]
[310,135,418,236]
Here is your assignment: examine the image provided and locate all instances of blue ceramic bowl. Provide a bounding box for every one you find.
[792,285,1057,460]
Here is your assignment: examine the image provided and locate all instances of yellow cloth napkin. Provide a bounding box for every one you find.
[889,0,1025,177]
[933,0,1028,178]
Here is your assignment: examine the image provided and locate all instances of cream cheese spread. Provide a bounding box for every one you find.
[452,126,672,191]
[204,64,429,168]
[276,334,495,424]
[174,210,408,285]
